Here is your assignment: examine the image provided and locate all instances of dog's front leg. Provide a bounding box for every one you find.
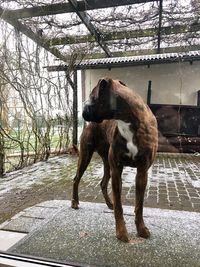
[71,139,94,209]
[108,148,129,242]
[135,168,150,238]
[100,157,113,210]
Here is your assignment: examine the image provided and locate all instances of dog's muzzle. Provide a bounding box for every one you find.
[82,104,103,123]
[82,104,93,121]
[82,104,95,121]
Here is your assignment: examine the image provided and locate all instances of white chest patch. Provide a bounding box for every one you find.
[117,120,138,160]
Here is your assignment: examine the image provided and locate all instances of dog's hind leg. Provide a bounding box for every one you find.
[109,148,129,242]
[71,133,94,209]
[134,168,150,238]
[100,155,113,210]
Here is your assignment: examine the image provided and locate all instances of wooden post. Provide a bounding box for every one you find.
[197,90,200,106]
[147,80,152,105]
[157,0,163,53]
[72,70,78,146]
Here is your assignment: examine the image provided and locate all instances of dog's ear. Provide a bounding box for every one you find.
[98,78,111,98]
[119,80,126,86]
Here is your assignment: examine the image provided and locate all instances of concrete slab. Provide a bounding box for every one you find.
[21,206,59,219]
[1,202,64,234]
[6,200,200,267]
[0,230,26,251]
[1,216,44,233]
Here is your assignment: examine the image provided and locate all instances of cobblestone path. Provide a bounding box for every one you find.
[0,153,199,224]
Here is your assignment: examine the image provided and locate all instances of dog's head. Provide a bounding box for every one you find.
[83,78,121,123]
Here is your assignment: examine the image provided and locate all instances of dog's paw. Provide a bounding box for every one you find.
[116,232,129,243]
[106,202,114,210]
[116,227,129,242]
[71,199,79,209]
[137,227,150,239]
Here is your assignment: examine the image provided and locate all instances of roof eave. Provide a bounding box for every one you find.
[46,54,200,72]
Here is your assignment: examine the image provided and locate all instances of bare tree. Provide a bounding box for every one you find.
[0,24,74,175]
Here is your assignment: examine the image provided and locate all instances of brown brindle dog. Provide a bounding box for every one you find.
[71,77,158,242]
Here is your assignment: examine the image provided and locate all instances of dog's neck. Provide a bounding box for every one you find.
[112,93,140,131]
[113,85,147,121]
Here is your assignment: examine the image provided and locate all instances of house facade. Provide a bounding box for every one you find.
[80,52,200,153]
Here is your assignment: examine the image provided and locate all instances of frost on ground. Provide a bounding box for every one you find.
[0,153,199,224]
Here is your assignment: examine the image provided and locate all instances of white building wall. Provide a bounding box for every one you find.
[83,61,200,106]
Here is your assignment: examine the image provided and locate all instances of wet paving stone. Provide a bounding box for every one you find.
[191,197,200,203]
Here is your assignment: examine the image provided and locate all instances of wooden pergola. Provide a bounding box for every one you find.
[0,0,200,145]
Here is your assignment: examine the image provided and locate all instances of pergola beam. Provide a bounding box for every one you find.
[3,0,155,19]
[78,45,200,60]
[68,0,112,57]
[1,5,199,61]
[46,23,200,46]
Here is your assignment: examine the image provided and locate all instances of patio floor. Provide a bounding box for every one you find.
[0,200,200,267]
[0,153,199,223]
[0,153,199,266]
